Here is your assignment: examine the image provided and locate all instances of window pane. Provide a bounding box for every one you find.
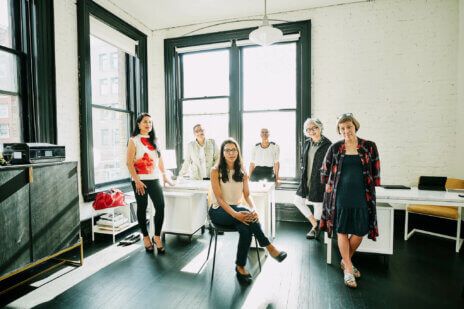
[183,98,228,115]
[0,0,13,48]
[90,35,127,109]
[92,107,130,185]
[242,111,296,178]
[243,44,296,111]
[0,50,18,93]
[0,95,21,143]
[182,50,229,98]
[111,52,118,69]
[182,114,229,159]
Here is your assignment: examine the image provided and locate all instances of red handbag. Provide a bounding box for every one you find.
[92,189,126,210]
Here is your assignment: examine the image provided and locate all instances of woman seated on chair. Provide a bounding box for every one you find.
[209,138,287,285]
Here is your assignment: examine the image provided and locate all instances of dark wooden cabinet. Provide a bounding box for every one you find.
[0,169,31,276]
[0,162,80,279]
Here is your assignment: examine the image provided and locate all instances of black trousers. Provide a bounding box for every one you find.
[131,179,165,236]
[250,166,275,182]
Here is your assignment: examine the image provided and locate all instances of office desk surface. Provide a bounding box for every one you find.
[376,186,464,206]
[165,180,275,194]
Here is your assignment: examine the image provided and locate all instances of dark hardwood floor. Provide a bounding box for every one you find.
[3,213,464,309]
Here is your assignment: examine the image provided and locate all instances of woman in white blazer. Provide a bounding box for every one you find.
[178,124,219,180]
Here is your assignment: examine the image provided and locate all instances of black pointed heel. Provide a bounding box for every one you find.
[152,236,166,255]
[271,251,287,262]
[235,267,252,285]
[156,246,166,255]
[143,236,153,252]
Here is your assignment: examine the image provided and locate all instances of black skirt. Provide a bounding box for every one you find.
[250,166,275,182]
[335,155,369,236]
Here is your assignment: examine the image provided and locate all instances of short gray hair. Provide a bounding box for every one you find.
[303,118,323,137]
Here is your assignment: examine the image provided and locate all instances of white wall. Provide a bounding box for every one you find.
[152,0,461,186]
[54,0,461,211]
[457,0,464,178]
[53,0,153,214]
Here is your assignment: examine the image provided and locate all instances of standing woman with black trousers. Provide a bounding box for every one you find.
[127,113,173,254]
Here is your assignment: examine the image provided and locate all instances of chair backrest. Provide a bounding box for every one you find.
[418,176,447,191]
[446,178,464,190]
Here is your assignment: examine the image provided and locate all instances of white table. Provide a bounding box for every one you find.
[162,191,207,240]
[376,187,464,207]
[154,180,276,242]
[325,187,464,263]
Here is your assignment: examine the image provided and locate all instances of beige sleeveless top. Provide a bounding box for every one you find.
[210,169,243,209]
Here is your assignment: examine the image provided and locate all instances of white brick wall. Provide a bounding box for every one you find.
[53,0,152,213]
[153,0,461,186]
[54,0,81,202]
[54,0,462,208]
[457,0,464,178]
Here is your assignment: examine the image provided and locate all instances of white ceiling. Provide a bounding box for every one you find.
[106,0,366,30]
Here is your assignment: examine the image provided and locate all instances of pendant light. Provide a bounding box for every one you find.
[249,0,283,46]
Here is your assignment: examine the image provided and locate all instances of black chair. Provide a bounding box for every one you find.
[205,211,262,282]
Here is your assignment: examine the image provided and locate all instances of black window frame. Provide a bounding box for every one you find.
[0,0,57,143]
[164,21,311,181]
[77,0,148,201]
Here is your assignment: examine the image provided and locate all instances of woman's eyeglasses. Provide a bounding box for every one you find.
[306,126,319,132]
[223,148,238,154]
[337,113,353,120]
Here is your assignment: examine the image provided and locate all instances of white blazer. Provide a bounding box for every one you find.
[179,139,219,180]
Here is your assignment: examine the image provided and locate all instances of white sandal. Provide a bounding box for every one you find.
[344,271,357,288]
[340,260,361,278]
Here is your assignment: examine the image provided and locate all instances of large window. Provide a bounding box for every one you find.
[181,50,230,157]
[78,0,148,200]
[165,22,310,179]
[0,0,19,143]
[0,0,56,144]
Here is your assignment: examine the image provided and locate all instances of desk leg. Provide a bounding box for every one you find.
[457,207,462,253]
[91,214,95,242]
[325,232,332,264]
[271,189,276,239]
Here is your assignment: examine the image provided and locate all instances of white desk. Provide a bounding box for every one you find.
[376,187,464,207]
[325,187,464,263]
[154,180,276,242]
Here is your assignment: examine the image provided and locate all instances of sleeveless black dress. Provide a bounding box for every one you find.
[335,155,369,236]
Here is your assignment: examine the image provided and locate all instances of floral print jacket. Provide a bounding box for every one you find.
[319,138,381,240]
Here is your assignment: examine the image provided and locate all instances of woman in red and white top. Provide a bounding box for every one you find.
[127,113,173,254]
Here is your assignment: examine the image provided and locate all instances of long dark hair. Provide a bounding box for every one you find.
[218,138,244,183]
[131,113,160,156]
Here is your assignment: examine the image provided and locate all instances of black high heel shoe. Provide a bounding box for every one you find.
[144,243,154,253]
[271,251,287,262]
[152,237,166,255]
[235,267,252,285]
[143,236,154,252]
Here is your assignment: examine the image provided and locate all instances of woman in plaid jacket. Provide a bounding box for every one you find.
[319,113,380,288]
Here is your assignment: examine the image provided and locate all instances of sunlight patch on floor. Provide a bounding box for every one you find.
[7,243,141,309]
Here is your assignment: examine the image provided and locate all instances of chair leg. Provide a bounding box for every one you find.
[254,237,261,272]
[206,228,214,261]
[211,230,218,282]
[404,209,409,241]
[456,208,462,253]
